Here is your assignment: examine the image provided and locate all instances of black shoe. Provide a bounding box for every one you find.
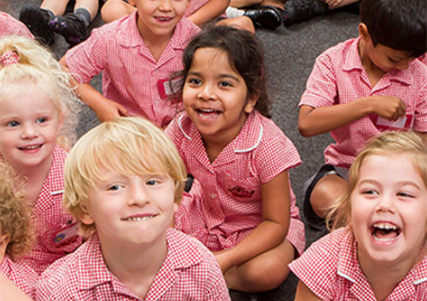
[49,13,88,46]
[244,5,282,30]
[282,0,329,26]
[19,4,55,45]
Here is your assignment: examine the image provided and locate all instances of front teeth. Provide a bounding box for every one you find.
[22,145,41,150]
[126,216,154,222]
[373,223,399,231]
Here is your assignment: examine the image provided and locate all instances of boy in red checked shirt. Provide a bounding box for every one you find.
[36,117,230,301]
[60,0,200,128]
[0,12,33,39]
[298,0,427,230]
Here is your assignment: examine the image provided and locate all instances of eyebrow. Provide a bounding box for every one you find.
[358,179,421,190]
[188,71,240,82]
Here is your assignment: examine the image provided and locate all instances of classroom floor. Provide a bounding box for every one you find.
[4,1,360,299]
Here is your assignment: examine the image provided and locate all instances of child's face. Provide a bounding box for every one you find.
[135,0,188,40]
[0,82,62,170]
[183,47,257,144]
[364,42,415,73]
[351,153,427,266]
[81,167,176,247]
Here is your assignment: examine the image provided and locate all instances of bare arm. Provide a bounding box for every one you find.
[294,281,323,301]
[0,273,32,301]
[215,171,290,273]
[59,56,129,122]
[187,0,230,27]
[298,95,406,137]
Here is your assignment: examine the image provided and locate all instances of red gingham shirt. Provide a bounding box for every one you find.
[0,255,38,299]
[66,13,200,128]
[300,38,427,168]
[0,12,33,39]
[289,227,427,300]
[166,111,305,255]
[35,229,230,301]
[19,146,82,275]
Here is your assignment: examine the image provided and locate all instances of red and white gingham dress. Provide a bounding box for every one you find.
[300,37,427,168]
[167,111,306,255]
[36,229,230,301]
[289,227,427,300]
[19,146,82,275]
[0,255,38,299]
[0,12,33,39]
[66,13,200,128]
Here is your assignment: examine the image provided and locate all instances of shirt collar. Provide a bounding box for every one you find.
[178,111,264,154]
[343,37,413,86]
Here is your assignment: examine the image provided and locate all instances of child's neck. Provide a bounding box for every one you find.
[358,250,417,301]
[358,40,386,88]
[14,155,53,207]
[137,16,173,62]
[100,234,168,299]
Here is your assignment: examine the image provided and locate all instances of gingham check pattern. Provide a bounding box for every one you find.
[0,12,33,39]
[167,111,305,255]
[300,38,427,168]
[0,255,38,299]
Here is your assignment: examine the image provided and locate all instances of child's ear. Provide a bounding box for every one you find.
[0,233,11,264]
[358,23,370,42]
[244,95,258,114]
[79,205,95,226]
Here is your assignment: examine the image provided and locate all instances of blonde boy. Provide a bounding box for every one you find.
[35,117,230,300]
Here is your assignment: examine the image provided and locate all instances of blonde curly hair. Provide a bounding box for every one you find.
[0,35,81,150]
[0,162,33,260]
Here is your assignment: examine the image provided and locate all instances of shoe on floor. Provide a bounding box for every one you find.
[282,0,329,26]
[19,4,55,45]
[244,5,282,30]
[49,13,88,46]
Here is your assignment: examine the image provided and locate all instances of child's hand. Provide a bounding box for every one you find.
[371,95,406,121]
[214,250,235,274]
[323,0,342,9]
[94,98,129,122]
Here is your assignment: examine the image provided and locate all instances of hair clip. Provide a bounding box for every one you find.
[0,51,19,67]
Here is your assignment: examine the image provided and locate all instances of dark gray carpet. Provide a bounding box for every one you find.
[4,2,359,299]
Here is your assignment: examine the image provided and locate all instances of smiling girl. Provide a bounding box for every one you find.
[0,36,82,274]
[290,131,427,301]
[166,25,305,292]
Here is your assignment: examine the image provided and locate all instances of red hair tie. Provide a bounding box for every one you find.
[0,51,19,67]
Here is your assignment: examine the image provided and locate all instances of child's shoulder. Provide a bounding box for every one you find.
[315,38,359,68]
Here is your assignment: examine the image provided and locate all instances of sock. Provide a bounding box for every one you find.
[74,7,91,27]
[226,7,245,18]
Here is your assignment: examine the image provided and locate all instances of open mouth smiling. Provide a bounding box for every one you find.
[371,222,401,242]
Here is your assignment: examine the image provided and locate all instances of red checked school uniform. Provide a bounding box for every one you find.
[299,37,427,168]
[19,146,82,275]
[0,12,33,38]
[0,255,38,299]
[65,13,200,128]
[166,111,306,255]
[36,229,230,301]
[289,227,427,301]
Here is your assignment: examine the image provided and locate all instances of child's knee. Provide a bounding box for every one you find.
[311,175,347,217]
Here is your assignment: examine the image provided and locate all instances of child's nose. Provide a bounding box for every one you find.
[375,195,396,213]
[128,186,150,206]
[197,85,217,101]
[21,123,38,139]
[159,0,173,11]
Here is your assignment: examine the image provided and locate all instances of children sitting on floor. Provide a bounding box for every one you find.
[36,117,230,300]
[290,131,427,300]
[297,0,427,230]
[0,35,83,275]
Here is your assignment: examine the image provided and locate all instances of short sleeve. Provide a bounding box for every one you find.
[299,51,338,109]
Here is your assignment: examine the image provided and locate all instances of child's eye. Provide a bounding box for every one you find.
[146,179,159,186]
[219,81,232,87]
[397,192,414,198]
[36,117,47,124]
[187,78,201,85]
[362,189,379,196]
[107,184,123,191]
[388,57,399,63]
[6,120,19,127]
